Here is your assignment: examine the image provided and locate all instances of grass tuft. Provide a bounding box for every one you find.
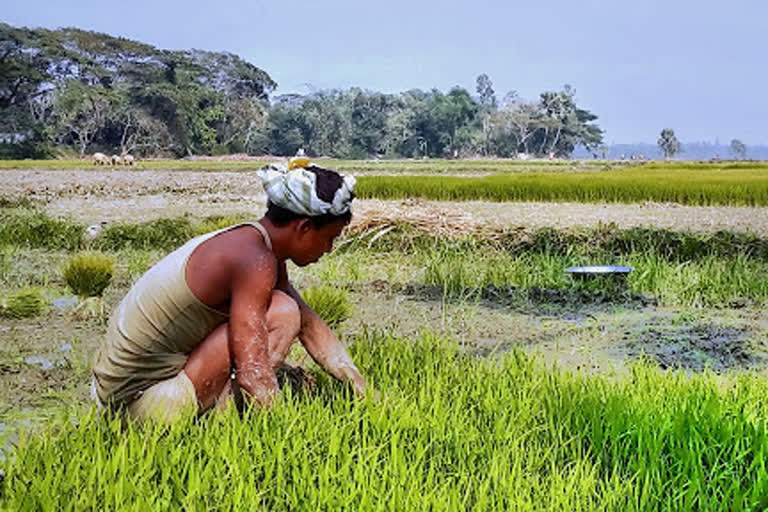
[1,286,46,318]
[0,211,83,250]
[94,218,195,251]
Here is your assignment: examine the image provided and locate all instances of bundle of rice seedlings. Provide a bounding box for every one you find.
[302,286,352,330]
[0,287,46,319]
[62,251,115,321]
[62,252,114,298]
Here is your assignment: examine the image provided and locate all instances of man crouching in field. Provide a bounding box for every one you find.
[91,163,367,423]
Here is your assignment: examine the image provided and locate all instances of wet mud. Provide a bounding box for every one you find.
[623,319,758,372]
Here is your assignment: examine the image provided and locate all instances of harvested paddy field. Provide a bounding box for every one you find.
[1,160,768,509]
[2,168,767,233]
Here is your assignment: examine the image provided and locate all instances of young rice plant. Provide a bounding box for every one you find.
[3,332,768,510]
[302,285,352,329]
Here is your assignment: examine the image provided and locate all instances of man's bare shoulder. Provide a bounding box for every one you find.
[186,225,277,306]
[221,225,275,264]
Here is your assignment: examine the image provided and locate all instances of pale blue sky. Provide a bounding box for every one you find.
[5,0,767,144]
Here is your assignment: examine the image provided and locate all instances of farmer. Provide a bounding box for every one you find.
[91,163,367,422]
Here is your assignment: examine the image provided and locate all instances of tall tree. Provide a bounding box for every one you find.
[475,74,496,109]
[413,87,479,157]
[730,138,747,159]
[475,74,497,156]
[350,90,390,157]
[489,99,542,155]
[48,80,114,156]
[658,128,681,159]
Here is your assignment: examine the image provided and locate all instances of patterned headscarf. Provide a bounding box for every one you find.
[257,163,356,216]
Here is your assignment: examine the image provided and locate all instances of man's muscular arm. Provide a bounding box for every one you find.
[276,263,367,396]
[228,252,279,406]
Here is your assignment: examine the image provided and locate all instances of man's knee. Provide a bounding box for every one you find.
[269,290,300,336]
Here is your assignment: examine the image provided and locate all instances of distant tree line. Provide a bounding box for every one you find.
[0,24,604,159]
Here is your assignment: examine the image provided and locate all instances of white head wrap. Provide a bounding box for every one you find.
[257,163,356,216]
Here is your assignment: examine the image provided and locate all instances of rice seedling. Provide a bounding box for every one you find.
[302,285,352,329]
[0,286,46,318]
[3,210,766,263]
[62,251,115,320]
[356,164,768,206]
[422,246,768,307]
[3,331,768,510]
[3,158,765,176]
[318,226,768,307]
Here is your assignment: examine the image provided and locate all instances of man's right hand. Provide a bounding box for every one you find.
[236,361,279,407]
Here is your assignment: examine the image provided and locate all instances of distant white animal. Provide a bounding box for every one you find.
[110,154,122,165]
[517,152,531,160]
[122,154,135,165]
[84,221,107,241]
[92,152,109,165]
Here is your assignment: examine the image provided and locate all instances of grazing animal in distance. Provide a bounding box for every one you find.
[110,154,122,165]
[92,152,109,165]
[122,154,135,166]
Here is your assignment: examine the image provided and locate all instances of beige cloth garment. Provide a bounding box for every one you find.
[90,371,198,424]
[126,369,198,423]
[92,222,272,407]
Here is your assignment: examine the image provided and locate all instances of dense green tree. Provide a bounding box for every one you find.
[0,23,276,157]
[267,102,308,156]
[48,80,115,156]
[381,96,417,158]
[217,96,269,154]
[0,25,54,153]
[350,90,390,157]
[0,23,607,160]
[412,87,479,157]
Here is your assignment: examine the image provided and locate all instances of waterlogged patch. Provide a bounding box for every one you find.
[624,319,756,371]
[24,355,55,371]
[52,296,79,311]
